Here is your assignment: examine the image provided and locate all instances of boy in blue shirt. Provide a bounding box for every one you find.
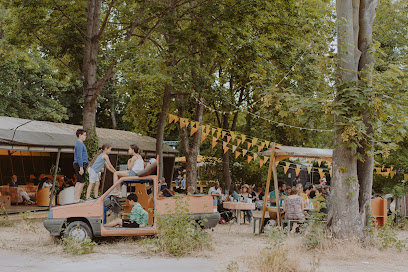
[73,129,89,202]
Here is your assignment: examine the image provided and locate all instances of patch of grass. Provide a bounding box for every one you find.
[0,205,13,227]
[20,211,36,232]
[142,196,212,257]
[255,246,303,272]
[226,261,239,272]
[61,236,97,255]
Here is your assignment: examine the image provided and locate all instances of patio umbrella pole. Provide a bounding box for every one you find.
[48,149,61,211]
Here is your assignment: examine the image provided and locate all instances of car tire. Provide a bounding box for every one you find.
[64,221,93,241]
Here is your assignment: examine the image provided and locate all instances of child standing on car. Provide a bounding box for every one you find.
[86,144,116,200]
[104,193,148,228]
[73,129,89,202]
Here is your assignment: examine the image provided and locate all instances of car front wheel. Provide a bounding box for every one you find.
[64,221,93,241]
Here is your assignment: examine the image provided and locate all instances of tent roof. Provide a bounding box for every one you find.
[0,116,177,156]
[261,145,332,161]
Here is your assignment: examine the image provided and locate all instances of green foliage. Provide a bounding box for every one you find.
[226,261,240,272]
[339,166,347,173]
[302,211,327,250]
[61,236,96,255]
[143,197,212,257]
[346,192,355,199]
[84,126,99,162]
[20,211,36,232]
[0,205,13,228]
[377,214,406,251]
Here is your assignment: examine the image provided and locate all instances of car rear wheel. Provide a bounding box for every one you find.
[64,221,93,241]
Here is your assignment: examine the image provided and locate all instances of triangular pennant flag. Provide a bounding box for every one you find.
[264,156,269,163]
[275,161,279,167]
[232,145,237,152]
[241,135,246,143]
[329,170,332,176]
[211,128,216,135]
[227,136,232,143]
[223,141,228,149]
[375,168,381,174]
[168,114,176,123]
[259,159,265,168]
[247,155,253,163]
[224,146,230,154]
[174,116,179,123]
[222,131,227,138]
[307,158,312,164]
[211,137,218,149]
[285,162,290,168]
[283,166,289,174]
[295,168,301,176]
[318,159,322,167]
[216,132,221,139]
[318,168,323,173]
[391,166,394,171]
[307,167,312,174]
[390,171,396,179]
[217,128,222,134]
[243,149,248,156]
[265,141,270,148]
[386,168,391,173]
[253,153,258,161]
[179,118,186,128]
[190,124,199,136]
[327,160,332,168]
[252,138,258,146]
[296,164,301,170]
[404,174,408,182]
[201,133,208,143]
[257,145,263,152]
[235,151,241,158]
[247,142,252,149]
[319,172,325,179]
[236,139,242,147]
[381,172,390,177]
[231,132,236,142]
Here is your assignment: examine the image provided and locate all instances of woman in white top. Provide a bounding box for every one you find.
[113,144,145,185]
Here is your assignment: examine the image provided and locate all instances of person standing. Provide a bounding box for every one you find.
[73,129,89,202]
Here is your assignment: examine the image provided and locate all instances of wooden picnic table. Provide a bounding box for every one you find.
[223,201,255,224]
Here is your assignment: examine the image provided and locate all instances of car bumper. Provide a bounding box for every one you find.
[43,219,66,236]
[190,212,220,229]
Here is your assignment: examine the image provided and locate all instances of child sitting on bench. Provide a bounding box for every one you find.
[104,193,148,228]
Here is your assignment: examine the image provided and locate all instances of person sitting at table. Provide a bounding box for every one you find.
[296,183,308,203]
[228,185,240,201]
[38,177,53,191]
[255,187,264,210]
[285,187,292,196]
[209,182,222,204]
[268,181,286,220]
[9,175,35,205]
[283,187,305,220]
[240,184,253,223]
[248,186,256,202]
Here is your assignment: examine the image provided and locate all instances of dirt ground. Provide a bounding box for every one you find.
[0,217,407,272]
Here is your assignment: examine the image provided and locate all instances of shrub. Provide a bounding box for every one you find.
[0,205,13,227]
[143,196,212,257]
[20,211,36,232]
[377,213,406,251]
[61,236,96,255]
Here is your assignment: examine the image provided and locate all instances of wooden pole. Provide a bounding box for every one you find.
[49,149,61,211]
[272,147,281,228]
[260,142,275,233]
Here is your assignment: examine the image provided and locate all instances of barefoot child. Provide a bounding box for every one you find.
[104,193,148,228]
[86,144,116,200]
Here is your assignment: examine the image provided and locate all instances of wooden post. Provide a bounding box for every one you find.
[260,142,275,233]
[272,148,281,228]
[49,149,61,210]
[101,168,107,194]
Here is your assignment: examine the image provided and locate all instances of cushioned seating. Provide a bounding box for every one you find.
[37,187,55,207]
[57,187,75,205]
[0,185,37,204]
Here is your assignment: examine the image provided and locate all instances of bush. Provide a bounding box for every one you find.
[143,197,212,257]
[20,211,36,232]
[377,213,406,251]
[0,205,13,227]
[61,236,96,255]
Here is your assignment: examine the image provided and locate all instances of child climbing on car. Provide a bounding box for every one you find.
[104,193,148,228]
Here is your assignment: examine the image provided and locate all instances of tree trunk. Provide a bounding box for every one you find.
[110,102,118,129]
[222,114,232,190]
[82,0,102,135]
[357,0,377,223]
[156,83,172,181]
[329,0,362,238]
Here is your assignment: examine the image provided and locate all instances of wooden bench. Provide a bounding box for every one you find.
[281,219,306,232]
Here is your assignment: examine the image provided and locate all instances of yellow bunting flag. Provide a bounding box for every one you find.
[381,172,389,177]
[327,161,332,168]
[201,133,208,143]
[319,172,325,179]
[223,142,230,154]
[318,159,322,167]
[295,168,301,177]
[247,142,252,149]
[386,168,391,173]
[329,170,332,176]
[230,131,236,141]
[265,141,270,148]
[283,166,289,174]
[216,132,221,139]
[217,128,222,134]
[390,171,396,179]
[236,139,242,147]
[241,134,246,143]
[404,174,408,182]
[179,118,187,128]
[211,137,217,149]
[307,167,312,174]
[285,162,290,168]
[391,166,394,171]
[243,149,248,156]
[275,161,279,167]
[264,156,269,163]
[259,159,265,168]
[190,123,199,136]
[235,151,241,158]
[168,114,176,123]
[252,137,258,146]
[307,158,312,164]
[257,145,263,152]
[211,128,216,135]
[375,168,381,174]
[253,153,258,161]
[222,131,227,138]
[232,145,237,152]
[318,168,323,174]
[227,136,232,143]
[247,155,253,163]
[296,164,301,170]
